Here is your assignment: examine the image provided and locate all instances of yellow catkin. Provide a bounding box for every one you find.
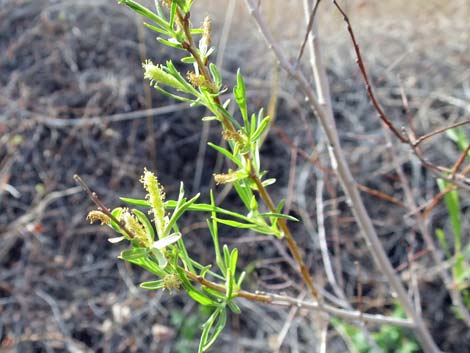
[187,71,207,87]
[142,60,186,91]
[222,130,245,144]
[122,209,152,248]
[140,168,167,238]
[86,210,110,225]
[160,0,172,9]
[186,71,217,91]
[201,16,211,50]
[163,273,182,293]
[213,172,240,185]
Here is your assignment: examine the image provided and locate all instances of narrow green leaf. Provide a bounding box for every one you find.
[232,180,253,209]
[201,115,219,122]
[237,271,246,287]
[165,200,213,212]
[249,112,257,137]
[229,248,238,279]
[172,223,195,273]
[227,301,241,314]
[181,56,196,64]
[119,0,169,29]
[446,127,470,152]
[177,267,215,306]
[153,232,181,249]
[125,256,166,277]
[261,178,276,187]
[120,247,148,261]
[223,245,230,273]
[120,197,150,207]
[190,28,204,35]
[225,265,233,299]
[248,195,258,211]
[252,140,260,174]
[209,190,225,275]
[251,116,271,141]
[202,286,226,300]
[212,212,276,233]
[188,287,215,306]
[140,279,165,290]
[454,253,466,285]
[209,63,222,88]
[204,47,215,59]
[261,212,299,222]
[198,309,217,353]
[234,69,248,125]
[435,228,451,258]
[157,37,184,49]
[437,179,462,252]
[207,142,243,168]
[189,258,224,281]
[165,193,201,235]
[169,1,177,28]
[199,265,212,278]
[226,248,238,299]
[203,308,227,351]
[150,248,168,268]
[143,22,169,36]
[214,218,257,230]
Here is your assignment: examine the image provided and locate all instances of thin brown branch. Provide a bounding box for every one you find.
[332,0,408,143]
[407,137,470,191]
[403,184,455,220]
[244,1,442,350]
[412,120,470,147]
[357,183,406,208]
[183,268,415,328]
[451,142,470,178]
[73,174,136,240]
[396,249,430,273]
[296,0,322,64]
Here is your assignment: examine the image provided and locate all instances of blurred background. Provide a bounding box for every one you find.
[1,0,469,352]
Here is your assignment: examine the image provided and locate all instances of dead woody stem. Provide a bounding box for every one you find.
[244,0,442,352]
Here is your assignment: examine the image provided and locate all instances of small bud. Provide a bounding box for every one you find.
[160,0,172,8]
[187,71,206,87]
[222,130,245,144]
[163,273,182,293]
[143,60,186,91]
[199,16,211,55]
[213,171,241,185]
[186,71,217,91]
[86,210,110,225]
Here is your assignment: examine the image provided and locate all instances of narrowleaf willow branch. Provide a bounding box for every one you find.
[141,0,322,302]
[75,172,414,330]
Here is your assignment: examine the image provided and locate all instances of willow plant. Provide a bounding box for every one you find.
[84,0,310,351]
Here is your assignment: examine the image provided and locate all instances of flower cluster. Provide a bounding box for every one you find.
[140,168,168,238]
